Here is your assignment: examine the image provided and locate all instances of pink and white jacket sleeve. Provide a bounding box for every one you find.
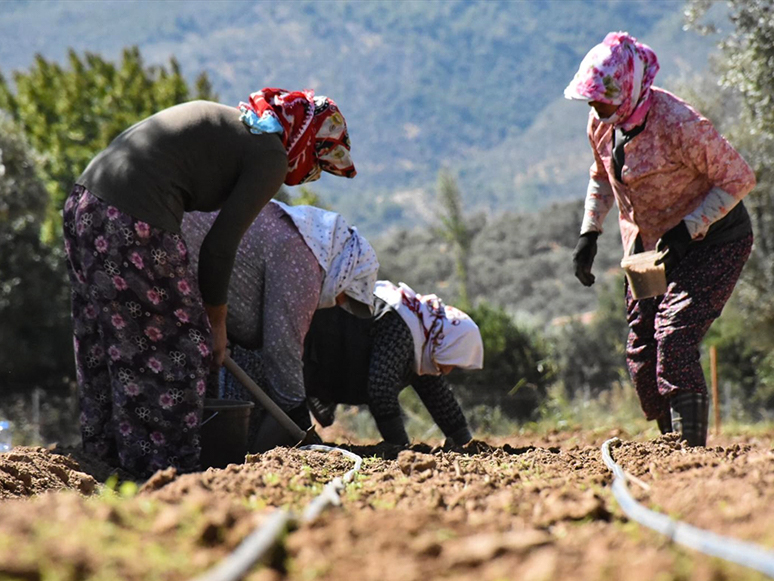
[581,175,615,235]
[581,115,615,235]
[678,115,756,239]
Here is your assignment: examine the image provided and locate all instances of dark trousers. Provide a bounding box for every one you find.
[625,235,752,420]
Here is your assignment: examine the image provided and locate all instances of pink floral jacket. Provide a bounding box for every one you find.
[581,87,756,253]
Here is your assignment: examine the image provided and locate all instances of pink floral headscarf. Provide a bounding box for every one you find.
[564,32,660,131]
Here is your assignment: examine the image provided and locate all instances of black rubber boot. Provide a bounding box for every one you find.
[656,411,673,435]
[307,397,337,427]
[670,392,709,447]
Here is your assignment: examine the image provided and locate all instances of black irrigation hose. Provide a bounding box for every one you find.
[602,437,774,578]
[189,445,363,581]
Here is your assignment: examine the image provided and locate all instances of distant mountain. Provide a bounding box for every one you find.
[0,0,719,237]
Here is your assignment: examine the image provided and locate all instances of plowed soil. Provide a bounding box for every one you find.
[0,427,772,581]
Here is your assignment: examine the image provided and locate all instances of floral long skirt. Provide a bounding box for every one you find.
[63,185,213,477]
[625,234,753,421]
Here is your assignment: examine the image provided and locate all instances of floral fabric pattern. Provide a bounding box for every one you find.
[63,186,212,478]
[564,31,659,131]
[581,88,756,253]
[625,234,752,420]
[682,186,741,239]
[373,281,484,376]
[182,202,323,411]
[274,200,378,314]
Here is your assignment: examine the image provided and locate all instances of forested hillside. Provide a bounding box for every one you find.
[374,199,624,325]
[0,0,718,235]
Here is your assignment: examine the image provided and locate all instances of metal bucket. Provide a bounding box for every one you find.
[621,250,667,299]
[200,398,254,469]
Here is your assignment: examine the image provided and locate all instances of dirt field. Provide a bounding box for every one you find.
[0,426,772,581]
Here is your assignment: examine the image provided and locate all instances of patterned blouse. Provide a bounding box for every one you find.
[183,202,323,410]
[303,304,471,441]
[367,310,470,439]
[581,87,756,253]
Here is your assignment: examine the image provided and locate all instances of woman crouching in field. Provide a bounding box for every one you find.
[301,280,485,447]
[183,200,379,452]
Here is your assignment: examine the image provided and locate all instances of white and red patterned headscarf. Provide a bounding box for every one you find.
[273,200,378,317]
[374,281,484,376]
[238,88,356,185]
[564,32,660,131]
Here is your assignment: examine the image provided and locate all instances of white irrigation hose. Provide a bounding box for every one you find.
[299,444,363,522]
[189,509,292,581]
[602,437,774,578]
[190,445,363,581]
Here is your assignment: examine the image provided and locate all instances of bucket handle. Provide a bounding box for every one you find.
[200,410,220,427]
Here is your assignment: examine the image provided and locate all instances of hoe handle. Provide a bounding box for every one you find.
[223,354,307,442]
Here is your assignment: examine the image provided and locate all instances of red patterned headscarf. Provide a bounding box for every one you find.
[238,88,356,185]
[564,32,659,131]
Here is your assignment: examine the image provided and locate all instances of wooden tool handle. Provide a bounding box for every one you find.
[223,354,307,441]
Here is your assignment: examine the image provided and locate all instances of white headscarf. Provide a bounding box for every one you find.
[374,280,484,376]
[274,201,378,317]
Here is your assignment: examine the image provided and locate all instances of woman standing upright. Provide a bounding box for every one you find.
[63,88,356,476]
[564,32,756,446]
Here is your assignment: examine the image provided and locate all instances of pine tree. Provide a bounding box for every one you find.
[436,169,473,309]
